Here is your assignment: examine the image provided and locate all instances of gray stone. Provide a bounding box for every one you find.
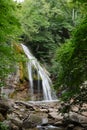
[13,105,19,109]
[48,112,63,120]
[40,108,48,113]
[48,108,58,112]
[54,120,63,127]
[10,117,22,128]
[69,112,87,126]
[22,114,42,128]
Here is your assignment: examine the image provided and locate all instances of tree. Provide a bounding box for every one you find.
[0,0,21,87]
[20,0,75,63]
[54,0,87,100]
[0,0,20,42]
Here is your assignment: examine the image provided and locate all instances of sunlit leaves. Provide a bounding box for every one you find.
[0,0,21,42]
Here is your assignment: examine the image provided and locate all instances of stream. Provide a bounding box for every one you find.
[37,118,64,130]
[27,116,64,130]
[24,100,64,130]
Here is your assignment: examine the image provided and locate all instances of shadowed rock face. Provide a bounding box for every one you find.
[0,100,10,118]
[1,79,44,101]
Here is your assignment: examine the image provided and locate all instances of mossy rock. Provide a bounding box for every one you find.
[0,113,5,121]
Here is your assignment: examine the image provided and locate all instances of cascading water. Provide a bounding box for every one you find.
[21,44,56,101]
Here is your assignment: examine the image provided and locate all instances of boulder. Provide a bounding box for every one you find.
[10,117,22,128]
[48,112,63,120]
[69,112,87,127]
[22,113,42,129]
[15,101,35,111]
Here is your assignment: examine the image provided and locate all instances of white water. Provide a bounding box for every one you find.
[21,44,56,101]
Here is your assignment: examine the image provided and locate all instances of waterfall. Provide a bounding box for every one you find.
[21,44,56,101]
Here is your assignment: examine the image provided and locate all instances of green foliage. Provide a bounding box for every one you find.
[0,43,17,87]
[20,0,75,63]
[0,0,21,87]
[0,0,21,42]
[20,0,87,102]
[73,0,87,3]
[54,16,87,98]
[0,122,8,130]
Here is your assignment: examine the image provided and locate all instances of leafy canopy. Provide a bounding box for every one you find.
[20,0,75,63]
[0,0,21,87]
[54,12,87,99]
[0,0,20,42]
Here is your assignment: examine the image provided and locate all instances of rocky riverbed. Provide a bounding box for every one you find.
[0,99,87,130]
